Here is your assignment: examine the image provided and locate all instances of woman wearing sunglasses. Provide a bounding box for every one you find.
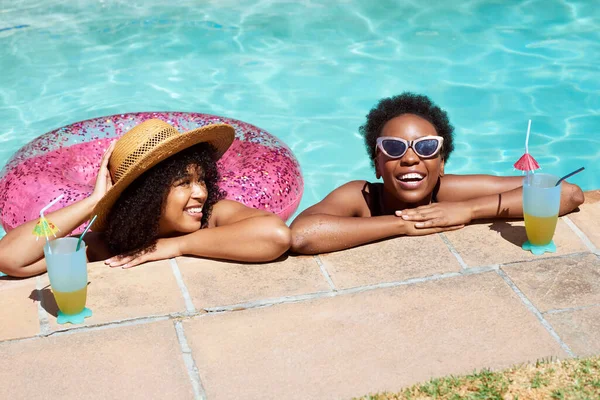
[290,92,584,254]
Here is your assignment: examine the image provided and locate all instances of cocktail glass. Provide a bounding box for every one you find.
[43,237,92,324]
[522,173,561,255]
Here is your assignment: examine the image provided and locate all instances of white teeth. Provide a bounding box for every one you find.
[186,207,203,214]
[399,173,424,180]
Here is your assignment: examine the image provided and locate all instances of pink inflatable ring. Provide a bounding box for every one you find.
[0,112,304,233]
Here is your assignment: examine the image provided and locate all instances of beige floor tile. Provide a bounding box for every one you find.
[502,253,600,312]
[443,218,588,267]
[0,274,38,291]
[0,281,40,341]
[183,272,566,400]
[546,306,600,357]
[319,234,462,289]
[38,259,186,330]
[567,190,600,250]
[0,320,193,399]
[177,255,330,309]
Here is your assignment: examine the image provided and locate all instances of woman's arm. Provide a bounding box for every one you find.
[0,141,116,277]
[438,174,584,215]
[468,180,584,219]
[105,200,292,267]
[0,197,98,277]
[290,181,464,255]
[400,174,585,228]
[181,199,292,262]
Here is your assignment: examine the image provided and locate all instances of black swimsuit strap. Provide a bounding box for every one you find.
[368,182,384,217]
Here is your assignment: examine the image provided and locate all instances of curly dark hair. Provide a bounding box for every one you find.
[104,143,225,257]
[359,92,455,169]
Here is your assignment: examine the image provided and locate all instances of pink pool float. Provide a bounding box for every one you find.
[0,112,304,233]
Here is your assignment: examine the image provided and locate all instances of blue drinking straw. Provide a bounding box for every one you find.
[76,215,97,251]
[555,167,585,187]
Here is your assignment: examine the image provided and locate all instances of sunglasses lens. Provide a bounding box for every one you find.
[414,139,440,157]
[381,140,407,157]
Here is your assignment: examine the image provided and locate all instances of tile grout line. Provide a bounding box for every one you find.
[35,276,51,336]
[205,271,465,313]
[45,315,172,337]
[463,251,592,271]
[170,258,197,314]
[562,216,598,253]
[3,264,502,344]
[1,314,178,344]
[174,321,207,400]
[544,302,600,315]
[313,255,336,290]
[498,251,590,267]
[438,233,469,270]
[496,268,575,357]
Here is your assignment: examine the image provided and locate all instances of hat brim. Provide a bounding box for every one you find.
[92,123,235,231]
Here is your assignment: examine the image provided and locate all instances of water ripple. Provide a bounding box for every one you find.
[0,0,599,238]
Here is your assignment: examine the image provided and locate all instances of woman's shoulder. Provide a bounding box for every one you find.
[208,199,275,227]
[297,180,378,218]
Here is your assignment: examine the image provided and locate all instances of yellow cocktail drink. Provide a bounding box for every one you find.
[44,237,92,324]
[522,173,562,255]
[52,286,88,315]
[523,213,559,246]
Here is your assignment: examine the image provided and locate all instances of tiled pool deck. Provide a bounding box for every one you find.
[1,191,599,400]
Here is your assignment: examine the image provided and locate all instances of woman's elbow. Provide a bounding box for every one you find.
[272,224,292,251]
[259,221,291,261]
[561,183,585,215]
[0,258,23,278]
[0,247,15,277]
[290,227,317,255]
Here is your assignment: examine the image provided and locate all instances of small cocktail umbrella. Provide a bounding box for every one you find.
[33,217,60,239]
[514,120,540,173]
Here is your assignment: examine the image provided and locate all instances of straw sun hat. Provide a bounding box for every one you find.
[92,119,235,230]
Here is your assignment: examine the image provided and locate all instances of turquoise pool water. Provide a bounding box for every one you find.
[1,0,599,238]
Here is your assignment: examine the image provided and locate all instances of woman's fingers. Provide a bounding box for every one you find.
[106,254,132,268]
[415,214,455,227]
[121,257,145,269]
[401,210,440,221]
[105,170,113,190]
[102,140,116,165]
[105,253,147,269]
[417,224,464,234]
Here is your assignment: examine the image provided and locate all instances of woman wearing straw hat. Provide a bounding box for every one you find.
[0,119,292,278]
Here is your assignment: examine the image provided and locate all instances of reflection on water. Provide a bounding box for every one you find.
[0,0,599,238]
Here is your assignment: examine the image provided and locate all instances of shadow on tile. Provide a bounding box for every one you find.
[466,219,527,248]
[28,282,90,318]
[487,220,527,248]
[29,285,58,317]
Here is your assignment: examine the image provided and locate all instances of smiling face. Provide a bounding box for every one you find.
[375,114,445,208]
[158,164,208,236]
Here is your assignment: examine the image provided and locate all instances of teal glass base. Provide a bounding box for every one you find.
[57,307,92,325]
[522,240,556,255]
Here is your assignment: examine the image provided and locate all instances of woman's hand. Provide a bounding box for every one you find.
[89,140,116,205]
[402,219,465,235]
[105,237,182,269]
[398,201,474,229]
